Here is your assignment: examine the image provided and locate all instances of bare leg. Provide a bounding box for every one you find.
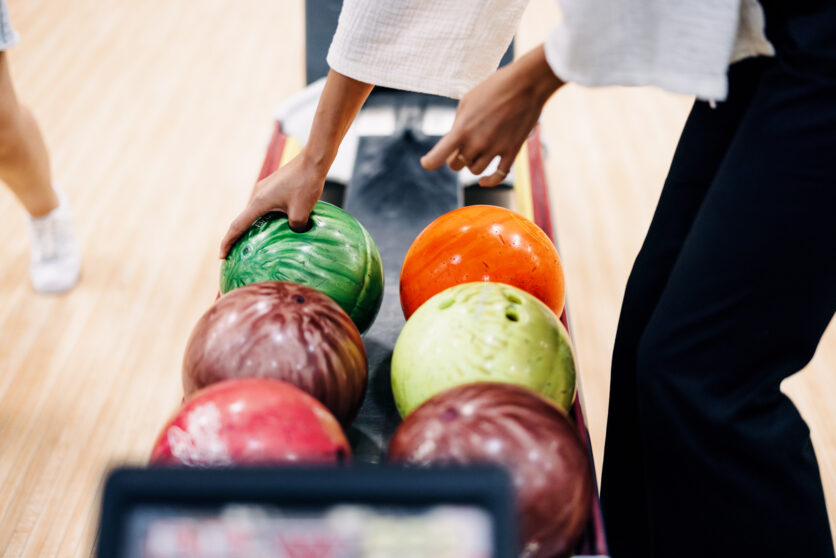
[0,52,80,293]
[0,52,56,216]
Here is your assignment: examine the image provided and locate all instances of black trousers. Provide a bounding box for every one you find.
[599,2,836,556]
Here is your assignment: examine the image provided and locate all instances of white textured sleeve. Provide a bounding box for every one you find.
[327,0,528,99]
[544,0,744,101]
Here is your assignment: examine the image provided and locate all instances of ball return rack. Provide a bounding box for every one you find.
[256,86,609,558]
[96,2,609,556]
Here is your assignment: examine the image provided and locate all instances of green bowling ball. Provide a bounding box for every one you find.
[392,282,576,417]
[221,202,384,333]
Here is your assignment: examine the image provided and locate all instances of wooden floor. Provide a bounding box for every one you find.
[0,0,832,556]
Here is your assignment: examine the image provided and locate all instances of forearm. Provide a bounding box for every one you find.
[302,69,373,175]
[510,44,564,105]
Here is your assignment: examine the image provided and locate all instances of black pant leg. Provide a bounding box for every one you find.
[600,59,770,558]
[635,51,836,558]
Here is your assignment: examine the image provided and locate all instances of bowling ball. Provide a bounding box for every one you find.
[150,378,351,466]
[183,281,367,424]
[399,205,564,319]
[388,382,593,558]
[221,201,384,333]
[391,282,575,417]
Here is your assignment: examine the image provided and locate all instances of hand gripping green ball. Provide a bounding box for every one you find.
[392,282,576,417]
[221,201,384,333]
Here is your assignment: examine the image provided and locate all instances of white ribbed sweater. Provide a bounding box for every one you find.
[327,0,774,102]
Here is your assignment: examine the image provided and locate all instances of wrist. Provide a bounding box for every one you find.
[516,45,564,104]
[300,145,333,177]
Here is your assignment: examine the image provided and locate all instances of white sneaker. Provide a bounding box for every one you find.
[28,187,81,294]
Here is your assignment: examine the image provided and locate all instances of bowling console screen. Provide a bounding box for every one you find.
[125,503,493,558]
[98,467,514,558]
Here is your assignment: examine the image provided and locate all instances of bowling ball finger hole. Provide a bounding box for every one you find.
[291,219,314,233]
[241,246,251,256]
[293,295,306,304]
[441,408,459,422]
[505,293,522,304]
[438,298,455,310]
[505,310,519,322]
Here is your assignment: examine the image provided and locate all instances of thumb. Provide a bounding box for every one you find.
[287,202,313,232]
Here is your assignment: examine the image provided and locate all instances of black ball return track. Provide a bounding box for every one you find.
[257,88,609,556]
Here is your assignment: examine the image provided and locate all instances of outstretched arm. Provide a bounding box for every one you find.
[220,70,372,257]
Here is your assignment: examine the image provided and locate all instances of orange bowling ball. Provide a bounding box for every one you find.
[400,205,565,318]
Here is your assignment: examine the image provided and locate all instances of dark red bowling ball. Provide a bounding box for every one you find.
[183,281,367,424]
[388,382,593,558]
[150,378,351,466]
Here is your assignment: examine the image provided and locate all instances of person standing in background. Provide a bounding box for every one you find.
[0,1,80,294]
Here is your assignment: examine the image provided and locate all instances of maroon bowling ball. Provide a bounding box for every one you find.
[183,281,367,424]
[388,382,593,558]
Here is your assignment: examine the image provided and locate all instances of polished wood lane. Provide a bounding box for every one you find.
[0,1,831,555]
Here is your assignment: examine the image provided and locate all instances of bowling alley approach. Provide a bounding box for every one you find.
[1,1,835,558]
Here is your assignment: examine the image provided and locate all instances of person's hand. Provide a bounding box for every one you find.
[220,151,327,258]
[219,70,373,258]
[421,45,564,186]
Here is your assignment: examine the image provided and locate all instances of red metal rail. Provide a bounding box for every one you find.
[527,126,609,556]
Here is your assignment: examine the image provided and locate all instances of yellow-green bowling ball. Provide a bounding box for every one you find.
[391,282,576,417]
